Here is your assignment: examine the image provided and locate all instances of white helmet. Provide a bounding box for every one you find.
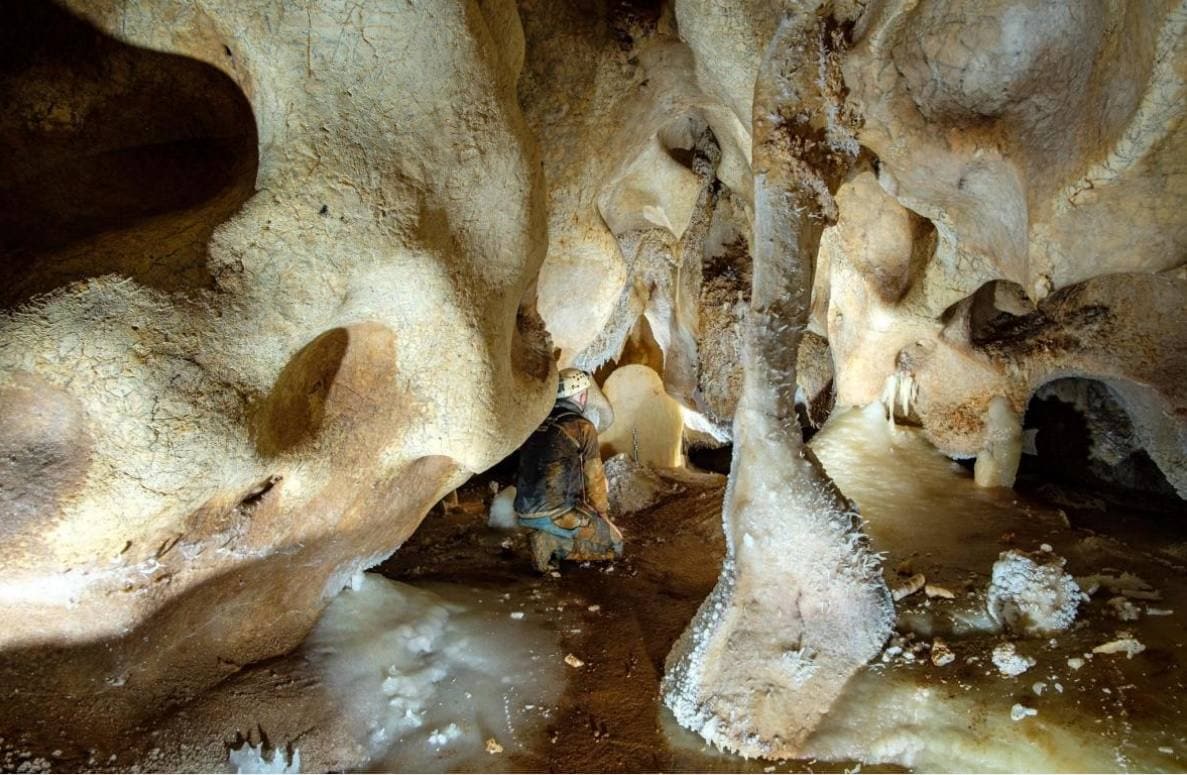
[556,368,592,400]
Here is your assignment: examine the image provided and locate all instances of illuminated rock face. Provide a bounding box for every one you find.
[599,365,685,468]
[0,0,552,736]
[518,0,1187,758]
[820,0,1187,492]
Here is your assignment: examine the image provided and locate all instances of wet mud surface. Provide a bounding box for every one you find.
[376,476,878,773]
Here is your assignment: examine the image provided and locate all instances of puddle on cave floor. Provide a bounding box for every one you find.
[803,404,1187,772]
[102,403,1184,773]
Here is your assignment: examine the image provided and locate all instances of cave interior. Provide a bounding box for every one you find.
[1,0,1186,772]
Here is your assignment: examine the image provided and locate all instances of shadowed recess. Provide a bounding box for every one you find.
[0,0,258,306]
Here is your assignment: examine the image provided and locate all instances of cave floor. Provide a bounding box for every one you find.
[373,404,1187,774]
[372,406,1187,773]
[371,477,872,773]
[12,409,1185,774]
[367,408,1187,773]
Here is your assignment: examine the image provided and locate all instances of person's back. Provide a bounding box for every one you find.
[514,369,622,571]
[513,401,594,520]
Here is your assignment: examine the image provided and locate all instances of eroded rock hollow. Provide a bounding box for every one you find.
[1,0,1185,771]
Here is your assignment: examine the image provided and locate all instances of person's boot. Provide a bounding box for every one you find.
[605,516,624,557]
[529,531,569,573]
[568,516,624,563]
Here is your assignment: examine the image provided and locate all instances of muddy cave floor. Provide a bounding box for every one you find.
[375,479,798,773]
[375,440,1187,773]
[7,409,1187,773]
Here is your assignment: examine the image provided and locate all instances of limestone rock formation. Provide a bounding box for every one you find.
[816,0,1187,492]
[662,9,893,758]
[0,0,553,740]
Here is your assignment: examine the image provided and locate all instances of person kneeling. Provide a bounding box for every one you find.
[513,369,624,572]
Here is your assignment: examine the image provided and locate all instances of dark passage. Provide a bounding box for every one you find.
[0,0,257,306]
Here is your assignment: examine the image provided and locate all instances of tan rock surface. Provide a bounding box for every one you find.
[0,0,552,739]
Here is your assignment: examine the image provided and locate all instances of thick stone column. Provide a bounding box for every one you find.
[662,8,893,758]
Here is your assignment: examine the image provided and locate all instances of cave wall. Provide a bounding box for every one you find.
[0,0,553,737]
[823,0,1187,493]
[519,0,1187,493]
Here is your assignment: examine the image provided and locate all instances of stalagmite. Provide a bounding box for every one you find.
[662,8,893,758]
[974,396,1023,488]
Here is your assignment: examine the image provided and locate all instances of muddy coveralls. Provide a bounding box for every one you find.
[514,399,624,572]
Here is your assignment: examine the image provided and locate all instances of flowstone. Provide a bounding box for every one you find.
[987,550,1087,637]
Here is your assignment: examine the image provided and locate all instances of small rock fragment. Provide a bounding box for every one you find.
[1092,633,1146,659]
[1032,681,1046,696]
[510,611,525,620]
[992,642,1035,677]
[1067,657,1085,670]
[925,584,955,599]
[931,638,955,667]
[1147,607,1174,616]
[892,573,926,601]
[1010,703,1038,721]
[564,653,585,668]
[485,738,503,755]
[587,604,601,613]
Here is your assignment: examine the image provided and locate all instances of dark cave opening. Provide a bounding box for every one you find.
[0,0,258,306]
[1014,377,1185,541]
